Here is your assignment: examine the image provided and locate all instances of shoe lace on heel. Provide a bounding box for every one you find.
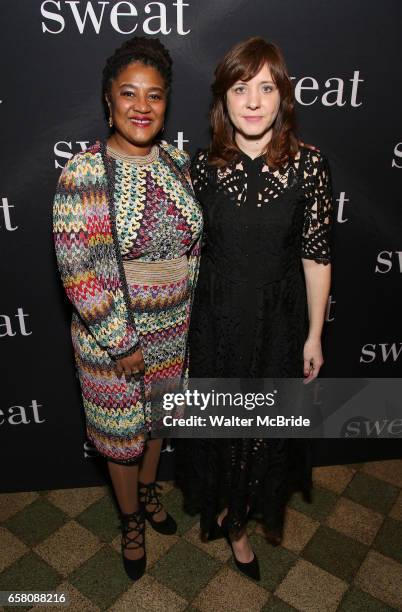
[120,510,145,553]
[138,481,177,535]
[139,482,163,515]
[119,509,146,581]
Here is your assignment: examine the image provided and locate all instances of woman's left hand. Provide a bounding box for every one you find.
[303,337,324,384]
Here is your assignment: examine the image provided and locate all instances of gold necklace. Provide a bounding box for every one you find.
[106,143,159,165]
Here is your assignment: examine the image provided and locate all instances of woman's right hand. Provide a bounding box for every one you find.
[115,348,145,381]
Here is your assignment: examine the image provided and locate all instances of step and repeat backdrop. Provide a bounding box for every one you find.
[1,0,401,492]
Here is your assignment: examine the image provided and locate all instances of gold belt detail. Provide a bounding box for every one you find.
[123,256,188,285]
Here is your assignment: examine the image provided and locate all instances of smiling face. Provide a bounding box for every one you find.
[226,63,280,145]
[106,62,167,155]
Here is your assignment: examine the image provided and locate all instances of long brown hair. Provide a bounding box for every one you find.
[209,37,298,169]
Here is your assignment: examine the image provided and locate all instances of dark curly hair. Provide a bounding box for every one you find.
[102,36,172,97]
[209,37,298,169]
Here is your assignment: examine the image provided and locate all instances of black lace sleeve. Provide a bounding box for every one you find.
[190,149,211,200]
[301,150,333,264]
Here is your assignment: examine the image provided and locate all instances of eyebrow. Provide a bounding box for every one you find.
[118,82,165,91]
[236,80,275,85]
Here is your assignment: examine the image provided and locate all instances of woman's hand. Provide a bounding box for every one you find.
[115,348,145,382]
[303,337,324,384]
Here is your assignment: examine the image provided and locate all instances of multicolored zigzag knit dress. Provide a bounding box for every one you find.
[53,140,203,463]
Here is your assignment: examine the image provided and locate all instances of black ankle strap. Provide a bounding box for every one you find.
[120,510,145,550]
[139,481,163,514]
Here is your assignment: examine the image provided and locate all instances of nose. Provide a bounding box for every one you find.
[246,88,260,110]
[133,91,151,114]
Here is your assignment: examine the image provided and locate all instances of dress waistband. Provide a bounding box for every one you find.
[123,255,188,285]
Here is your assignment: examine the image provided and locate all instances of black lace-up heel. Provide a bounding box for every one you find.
[120,508,146,580]
[138,481,177,535]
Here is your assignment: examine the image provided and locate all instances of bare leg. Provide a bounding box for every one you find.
[108,461,143,560]
[139,438,163,482]
[138,438,166,521]
[217,508,254,563]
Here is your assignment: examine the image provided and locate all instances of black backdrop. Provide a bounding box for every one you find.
[1,0,401,493]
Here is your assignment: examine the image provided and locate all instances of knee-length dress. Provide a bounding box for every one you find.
[53,141,202,463]
[177,145,332,541]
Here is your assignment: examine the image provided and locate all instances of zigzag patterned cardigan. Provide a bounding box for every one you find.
[53,140,201,360]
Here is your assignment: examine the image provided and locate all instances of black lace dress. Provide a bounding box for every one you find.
[177,145,332,543]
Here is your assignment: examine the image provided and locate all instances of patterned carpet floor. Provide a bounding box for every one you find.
[1,460,402,611]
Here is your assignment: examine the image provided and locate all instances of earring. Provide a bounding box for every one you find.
[108,115,113,128]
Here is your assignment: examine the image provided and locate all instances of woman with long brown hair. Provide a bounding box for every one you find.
[178,37,332,580]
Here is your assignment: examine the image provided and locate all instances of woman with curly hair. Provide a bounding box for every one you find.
[53,36,202,580]
[178,37,333,581]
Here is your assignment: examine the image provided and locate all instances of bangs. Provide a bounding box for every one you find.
[231,56,267,85]
[218,40,281,93]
